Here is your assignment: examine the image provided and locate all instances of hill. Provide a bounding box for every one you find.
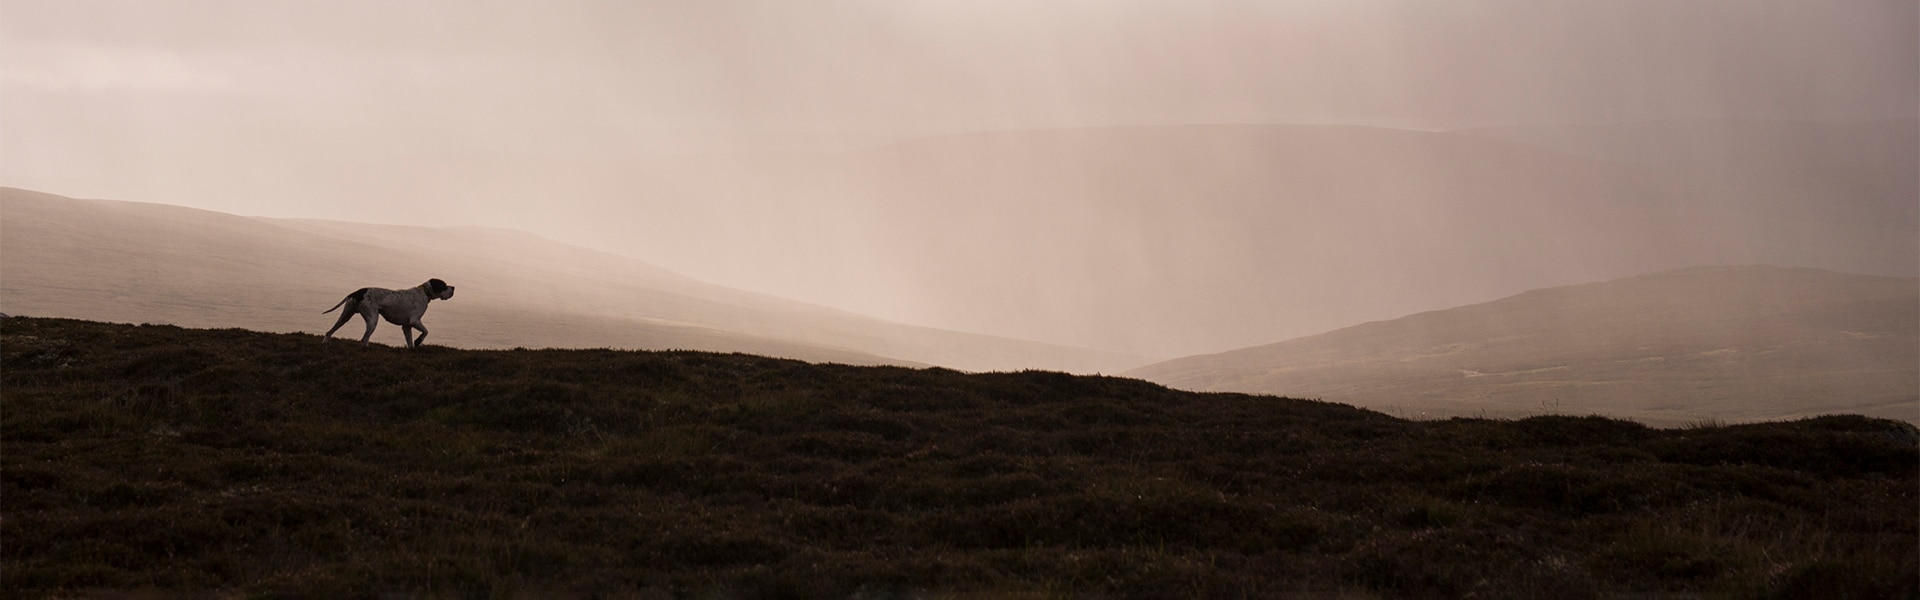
[1456,118,1917,201]
[4,317,1915,597]
[549,122,1917,356]
[0,187,1145,373]
[1127,266,1919,425]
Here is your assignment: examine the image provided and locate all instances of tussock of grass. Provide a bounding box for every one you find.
[4,317,1916,598]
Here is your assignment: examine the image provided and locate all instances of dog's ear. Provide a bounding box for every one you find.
[428,278,447,293]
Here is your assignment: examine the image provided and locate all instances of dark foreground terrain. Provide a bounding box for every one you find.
[4,318,1915,598]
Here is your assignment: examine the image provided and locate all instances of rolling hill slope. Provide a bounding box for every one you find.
[1127,266,1919,425]
[0,187,1145,372]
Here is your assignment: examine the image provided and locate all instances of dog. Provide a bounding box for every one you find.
[322,278,455,347]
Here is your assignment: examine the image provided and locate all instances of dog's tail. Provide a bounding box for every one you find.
[322,288,370,314]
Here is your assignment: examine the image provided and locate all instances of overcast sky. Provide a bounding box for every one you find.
[5,0,1913,217]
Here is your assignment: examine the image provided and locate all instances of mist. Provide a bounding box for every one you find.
[3,0,1915,357]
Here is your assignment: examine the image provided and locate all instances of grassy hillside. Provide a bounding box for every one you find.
[1130,266,1919,426]
[5,317,1916,598]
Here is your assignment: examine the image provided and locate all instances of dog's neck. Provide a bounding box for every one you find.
[416,283,434,298]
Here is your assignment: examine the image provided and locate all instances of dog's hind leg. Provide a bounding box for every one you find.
[323,302,357,343]
[322,289,370,344]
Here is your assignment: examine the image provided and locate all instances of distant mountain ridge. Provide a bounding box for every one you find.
[0,187,1147,373]
[1127,266,1919,425]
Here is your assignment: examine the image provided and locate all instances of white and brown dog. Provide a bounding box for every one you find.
[322,278,456,347]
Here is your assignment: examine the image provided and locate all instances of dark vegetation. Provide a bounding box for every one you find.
[4,317,1916,598]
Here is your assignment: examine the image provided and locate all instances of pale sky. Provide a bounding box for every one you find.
[5,1,1911,208]
[2,0,1915,354]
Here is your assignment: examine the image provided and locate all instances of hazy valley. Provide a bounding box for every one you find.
[7,178,1916,426]
[520,120,1916,356]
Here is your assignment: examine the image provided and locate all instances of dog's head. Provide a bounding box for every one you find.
[426,278,455,300]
